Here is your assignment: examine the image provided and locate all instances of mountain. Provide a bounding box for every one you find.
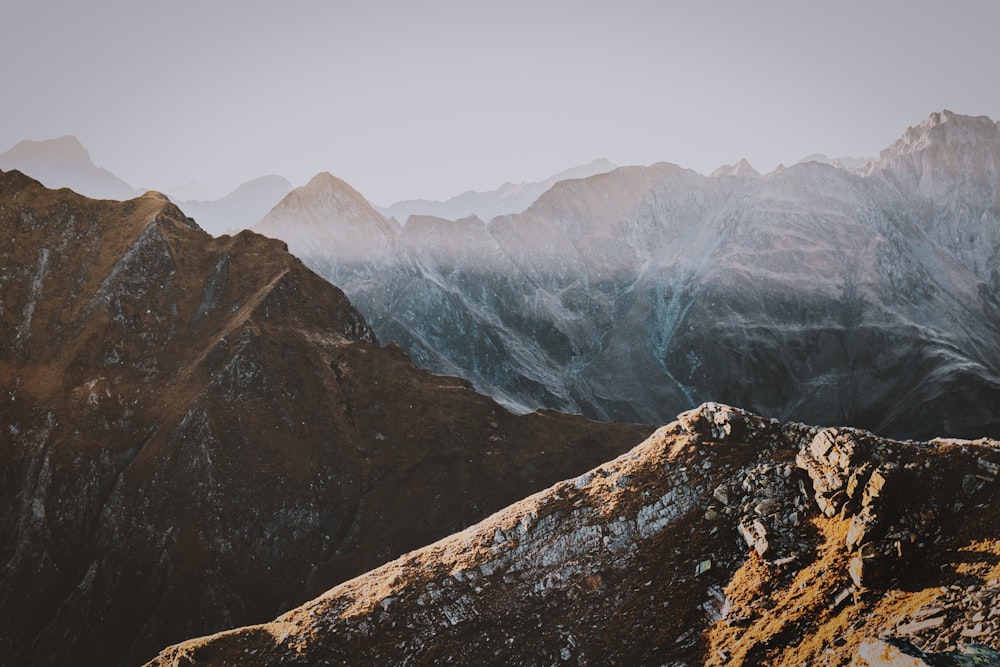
[0,170,649,666]
[711,157,762,177]
[796,153,870,171]
[253,111,1000,440]
[378,158,617,222]
[146,403,1000,666]
[0,135,291,236]
[175,174,293,236]
[0,136,137,200]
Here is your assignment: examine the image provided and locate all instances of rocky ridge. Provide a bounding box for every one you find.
[147,403,1000,666]
[253,111,1000,440]
[0,170,649,666]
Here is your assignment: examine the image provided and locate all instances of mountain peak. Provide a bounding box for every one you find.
[304,170,349,190]
[281,171,382,218]
[876,110,1000,162]
[1,135,92,168]
[253,171,398,266]
[140,189,172,202]
[0,135,136,200]
[711,158,761,178]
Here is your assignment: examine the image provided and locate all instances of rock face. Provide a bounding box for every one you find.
[146,403,1000,666]
[253,110,1000,440]
[0,170,650,666]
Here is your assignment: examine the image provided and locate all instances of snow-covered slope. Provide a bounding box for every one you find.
[378,158,616,223]
[252,111,1000,439]
[0,136,137,200]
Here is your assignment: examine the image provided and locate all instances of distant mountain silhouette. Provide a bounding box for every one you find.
[0,135,137,200]
[174,174,292,236]
[378,158,616,222]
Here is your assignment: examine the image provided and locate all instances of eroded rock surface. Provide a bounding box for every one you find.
[147,403,1000,666]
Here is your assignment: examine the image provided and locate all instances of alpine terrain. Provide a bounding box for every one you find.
[254,111,1000,440]
[148,403,1000,666]
[0,170,649,666]
[0,135,293,237]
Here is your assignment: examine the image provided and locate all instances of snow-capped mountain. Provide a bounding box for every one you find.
[252,111,1000,440]
[378,158,616,223]
[0,135,137,200]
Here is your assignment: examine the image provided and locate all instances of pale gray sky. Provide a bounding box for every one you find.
[2,0,998,204]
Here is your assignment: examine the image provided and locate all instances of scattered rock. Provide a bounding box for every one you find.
[857,637,1000,666]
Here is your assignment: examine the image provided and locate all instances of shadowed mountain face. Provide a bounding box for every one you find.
[254,111,1000,440]
[146,403,1000,666]
[0,170,650,666]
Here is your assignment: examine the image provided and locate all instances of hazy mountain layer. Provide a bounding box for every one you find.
[254,110,1000,440]
[378,158,616,223]
[0,171,649,666]
[0,135,292,237]
[0,136,137,200]
[146,403,1000,666]
[174,174,292,236]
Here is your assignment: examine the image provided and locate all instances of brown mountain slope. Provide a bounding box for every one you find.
[147,404,1000,666]
[0,170,651,666]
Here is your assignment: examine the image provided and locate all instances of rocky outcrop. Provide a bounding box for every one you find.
[0,170,650,666]
[251,111,1000,441]
[146,403,1000,666]
[858,638,1000,666]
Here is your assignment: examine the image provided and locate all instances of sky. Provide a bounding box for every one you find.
[2,0,999,205]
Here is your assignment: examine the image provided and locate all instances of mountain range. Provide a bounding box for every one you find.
[3,110,1000,666]
[0,138,620,235]
[377,158,617,223]
[0,170,648,666]
[253,110,1000,441]
[0,137,292,237]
